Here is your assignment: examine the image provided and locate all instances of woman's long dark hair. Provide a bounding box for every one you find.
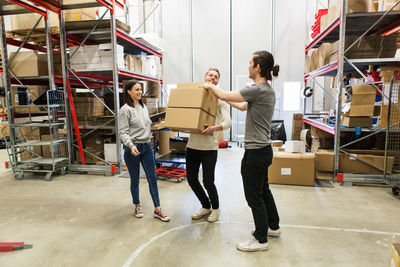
[124,80,144,108]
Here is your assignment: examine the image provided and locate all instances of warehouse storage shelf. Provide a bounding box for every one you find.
[71,68,163,84]
[19,157,68,165]
[306,10,400,52]
[9,122,65,127]
[303,115,397,134]
[1,0,162,177]
[15,139,67,147]
[304,0,400,187]
[303,116,335,135]
[304,58,400,79]
[0,0,124,16]
[65,26,162,59]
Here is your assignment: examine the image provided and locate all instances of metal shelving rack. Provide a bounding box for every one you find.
[0,0,164,178]
[304,0,400,185]
[0,1,71,180]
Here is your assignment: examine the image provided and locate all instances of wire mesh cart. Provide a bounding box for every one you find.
[1,90,69,181]
[384,74,400,196]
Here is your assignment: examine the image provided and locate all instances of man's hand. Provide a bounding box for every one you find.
[131,145,140,156]
[201,124,215,135]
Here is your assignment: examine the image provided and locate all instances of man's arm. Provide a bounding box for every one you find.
[226,101,248,111]
[201,83,246,103]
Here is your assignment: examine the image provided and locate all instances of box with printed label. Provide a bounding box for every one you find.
[164,107,216,133]
[269,152,315,186]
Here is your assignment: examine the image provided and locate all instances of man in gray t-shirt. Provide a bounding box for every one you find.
[202,50,281,252]
[240,83,275,149]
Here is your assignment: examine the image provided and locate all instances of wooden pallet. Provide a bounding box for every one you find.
[6,27,60,47]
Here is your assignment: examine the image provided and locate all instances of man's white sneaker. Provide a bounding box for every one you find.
[207,209,220,223]
[251,228,281,238]
[236,237,268,252]
[191,208,211,220]
[268,228,281,237]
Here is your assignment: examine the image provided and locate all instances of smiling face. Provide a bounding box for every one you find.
[204,70,220,86]
[127,83,142,104]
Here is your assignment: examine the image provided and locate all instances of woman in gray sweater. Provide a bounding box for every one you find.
[119,80,169,222]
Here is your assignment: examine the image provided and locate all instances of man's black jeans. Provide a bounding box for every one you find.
[241,145,280,243]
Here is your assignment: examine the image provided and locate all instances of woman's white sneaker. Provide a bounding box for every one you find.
[191,208,211,220]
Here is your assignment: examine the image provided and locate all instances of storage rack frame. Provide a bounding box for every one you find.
[304,0,400,185]
[0,0,164,178]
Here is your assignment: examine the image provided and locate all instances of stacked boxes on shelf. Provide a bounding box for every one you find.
[341,84,376,127]
[72,93,105,127]
[124,52,162,77]
[70,44,124,70]
[165,83,218,133]
[380,66,400,129]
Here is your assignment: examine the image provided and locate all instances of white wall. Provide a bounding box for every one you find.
[161,0,307,140]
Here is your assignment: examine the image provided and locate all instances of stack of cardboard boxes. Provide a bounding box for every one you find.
[73,94,105,127]
[341,84,376,127]
[380,66,400,129]
[70,44,125,70]
[165,83,218,133]
[268,140,316,186]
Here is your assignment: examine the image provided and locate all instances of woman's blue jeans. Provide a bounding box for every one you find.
[124,142,160,207]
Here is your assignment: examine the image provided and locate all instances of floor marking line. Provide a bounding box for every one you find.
[122,221,400,267]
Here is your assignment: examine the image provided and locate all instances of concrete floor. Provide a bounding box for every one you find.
[0,146,399,267]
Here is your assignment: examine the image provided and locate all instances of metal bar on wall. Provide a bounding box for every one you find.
[0,16,17,165]
[333,0,347,182]
[111,4,122,174]
[59,1,85,165]
[45,11,56,91]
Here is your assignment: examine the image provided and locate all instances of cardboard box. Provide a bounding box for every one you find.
[330,36,398,59]
[64,8,97,21]
[142,97,158,115]
[340,153,395,174]
[390,243,400,267]
[311,126,333,139]
[170,137,188,151]
[158,130,176,155]
[311,137,334,153]
[73,96,105,117]
[291,113,303,140]
[315,150,335,172]
[168,87,218,117]
[315,171,333,181]
[271,140,283,147]
[164,107,216,133]
[9,51,48,77]
[378,0,400,11]
[341,116,372,127]
[269,152,315,186]
[284,141,306,153]
[104,143,123,163]
[380,104,400,129]
[343,84,376,117]
[335,0,381,13]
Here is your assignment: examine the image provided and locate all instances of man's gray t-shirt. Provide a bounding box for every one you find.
[239,82,275,149]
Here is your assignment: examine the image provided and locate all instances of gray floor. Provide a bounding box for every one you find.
[0,147,399,267]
